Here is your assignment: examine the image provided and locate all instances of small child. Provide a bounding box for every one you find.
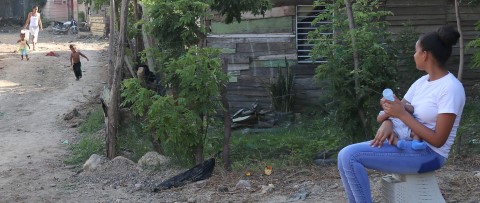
[377,101,427,150]
[17,33,30,60]
[69,44,89,81]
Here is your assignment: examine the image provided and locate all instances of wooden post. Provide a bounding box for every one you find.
[106,0,129,159]
[221,58,232,171]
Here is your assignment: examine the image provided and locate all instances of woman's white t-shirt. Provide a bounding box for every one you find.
[404,72,465,158]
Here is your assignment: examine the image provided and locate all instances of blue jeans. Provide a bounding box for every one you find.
[337,141,446,203]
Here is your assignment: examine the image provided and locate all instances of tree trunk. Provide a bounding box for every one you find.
[344,0,368,135]
[195,142,204,165]
[108,0,116,88]
[221,58,232,171]
[140,4,156,72]
[454,0,464,157]
[455,0,464,81]
[115,0,121,32]
[106,0,129,159]
[133,0,144,64]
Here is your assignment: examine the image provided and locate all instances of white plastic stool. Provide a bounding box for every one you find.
[381,172,445,203]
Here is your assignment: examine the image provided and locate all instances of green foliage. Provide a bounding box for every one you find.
[206,113,345,168]
[83,0,109,10]
[142,0,210,63]
[78,11,86,22]
[141,0,273,72]
[117,118,155,162]
[65,107,105,166]
[390,24,423,97]
[269,59,295,112]
[209,0,271,24]
[147,96,200,164]
[32,0,47,7]
[310,0,397,142]
[121,78,157,117]
[79,107,105,134]
[164,47,228,116]
[455,98,480,155]
[64,133,104,166]
[121,48,228,165]
[467,21,480,68]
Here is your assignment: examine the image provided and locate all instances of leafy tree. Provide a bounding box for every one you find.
[310,0,397,142]
[121,47,228,165]
[142,0,210,62]
[164,47,228,164]
[82,0,109,10]
[209,0,271,24]
[141,0,271,73]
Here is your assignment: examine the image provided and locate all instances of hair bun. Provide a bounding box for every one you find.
[437,25,460,47]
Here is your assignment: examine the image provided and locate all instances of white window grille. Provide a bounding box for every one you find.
[296,5,332,64]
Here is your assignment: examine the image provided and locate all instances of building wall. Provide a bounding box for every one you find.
[207,6,317,111]
[207,0,480,112]
[43,0,78,22]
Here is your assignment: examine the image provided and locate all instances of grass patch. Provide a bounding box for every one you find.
[79,107,104,134]
[65,107,155,166]
[65,106,105,166]
[117,120,154,162]
[206,113,344,170]
[64,133,104,165]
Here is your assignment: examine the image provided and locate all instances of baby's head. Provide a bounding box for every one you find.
[20,33,25,39]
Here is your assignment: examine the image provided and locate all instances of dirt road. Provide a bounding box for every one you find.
[0,31,109,202]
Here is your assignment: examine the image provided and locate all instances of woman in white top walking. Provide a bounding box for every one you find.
[23,5,43,51]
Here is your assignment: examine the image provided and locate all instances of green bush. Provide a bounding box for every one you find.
[78,11,86,22]
[454,98,480,155]
[310,0,397,142]
[117,120,154,162]
[269,59,295,112]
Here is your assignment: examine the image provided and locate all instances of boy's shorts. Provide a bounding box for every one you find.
[20,49,27,55]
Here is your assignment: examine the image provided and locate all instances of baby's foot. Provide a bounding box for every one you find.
[411,140,427,150]
[396,140,408,150]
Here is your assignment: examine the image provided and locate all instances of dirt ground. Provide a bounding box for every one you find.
[0,29,479,203]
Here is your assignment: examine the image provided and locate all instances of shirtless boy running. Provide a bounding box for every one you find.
[69,44,89,81]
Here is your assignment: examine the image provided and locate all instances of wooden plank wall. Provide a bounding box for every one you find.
[208,5,325,112]
[90,14,106,36]
[207,34,300,111]
[386,0,480,96]
[0,0,23,18]
[208,1,480,112]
